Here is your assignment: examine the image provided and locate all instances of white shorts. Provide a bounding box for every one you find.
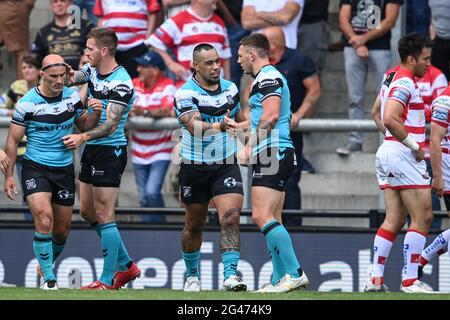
[375,142,431,189]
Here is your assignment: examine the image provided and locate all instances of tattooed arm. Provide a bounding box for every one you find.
[62,101,126,150]
[65,65,89,87]
[179,110,227,136]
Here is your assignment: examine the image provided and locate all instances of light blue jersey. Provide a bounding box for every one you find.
[79,63,134,146]
[12,87,85,167]
[248,65,293,155]
[174,77,241,163]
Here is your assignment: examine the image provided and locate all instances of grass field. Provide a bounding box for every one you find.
[1,288,450,300]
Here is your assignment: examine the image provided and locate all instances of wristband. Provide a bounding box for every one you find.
[401,135,419,151]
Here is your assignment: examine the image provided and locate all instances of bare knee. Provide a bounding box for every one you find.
[220,208,240,230]
[34,210,53,233]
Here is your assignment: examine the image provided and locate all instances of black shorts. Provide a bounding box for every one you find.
[21,159,75,206]
[78,145,127,188]
[251,147,296,192]
[179,161,243,204]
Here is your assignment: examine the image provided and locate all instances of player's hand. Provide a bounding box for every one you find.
[413,147,425,162]
[66,64,75,84]
[87,98,103,114]
[4,177,18,201]
[432,176,444,197]
[62,133,86,150]
[237,144,251,167]
[0,151,9,175]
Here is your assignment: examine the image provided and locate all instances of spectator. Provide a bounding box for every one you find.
[429,0,450,81]
[146,0,231,82]
[73,0,98,25]
[241,0,304,50]
[94,0,161,78]
[217,0,249,89]
[262,26,321,225]
[0,0,35,79]
[32,0,95,70]
[129,51,177,223]
[161,0,190,19]
[406,0,431,37]
[336,0,403,156]
[298,0,329,74]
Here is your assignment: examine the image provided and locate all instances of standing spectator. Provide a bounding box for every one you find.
[94,0,161,78]
[129,51,177,223]
[146,0,231,82]
[217,0,249,89]
[261,26,321,225]
[336,0,403,156]
[429,0,450,81]
[0,149,9,176]
[32,0,95,70]
[0,0,35,79]
[73,0,98,25]
[406,0,431,37]
[298,0,329,74]
[241,0,304,50]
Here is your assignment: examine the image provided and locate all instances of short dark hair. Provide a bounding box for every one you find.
[87,28,118,56]
[192,43,216,61]
[239,33,270,58]
[398,32,433,62]
[23,54,42,70]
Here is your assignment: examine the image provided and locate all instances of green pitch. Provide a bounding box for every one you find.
[1,288,450,300]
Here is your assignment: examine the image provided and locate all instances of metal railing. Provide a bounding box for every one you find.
[0,116,379,132]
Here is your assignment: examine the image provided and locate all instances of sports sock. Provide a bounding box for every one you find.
[52,239,66,263]
[402,229,427,286]
[92,221,131,271]
[221,251,239,280]
[261,220,284,284]
[33,232,55,282]
[370,228,396,283]
[419,228,450,266]
[98,222,121,286]
[182,250,200,278]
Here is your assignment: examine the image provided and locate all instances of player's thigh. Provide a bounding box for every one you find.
[399,188,432,222]
[26,192,53,231]
[251,186,284,227]
[92,186,120,223]
[383,188,408,232]
[51,202,73,240]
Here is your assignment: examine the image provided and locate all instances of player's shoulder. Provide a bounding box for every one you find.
[392,68,415,89]
[220,78,238,93]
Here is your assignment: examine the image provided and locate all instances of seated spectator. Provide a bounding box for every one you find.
[32,0,94,70]
[129,51,177,223]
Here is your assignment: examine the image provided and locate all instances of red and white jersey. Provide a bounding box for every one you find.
[431,86,450,152]
[416,66,448,158]
[131,77,177,165]
[146,7,231,73]
[94,0,160,51]
[380,66,426,152]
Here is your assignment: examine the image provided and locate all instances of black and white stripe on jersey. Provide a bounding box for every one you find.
[196,94,240,116]
[250,77,283,101]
